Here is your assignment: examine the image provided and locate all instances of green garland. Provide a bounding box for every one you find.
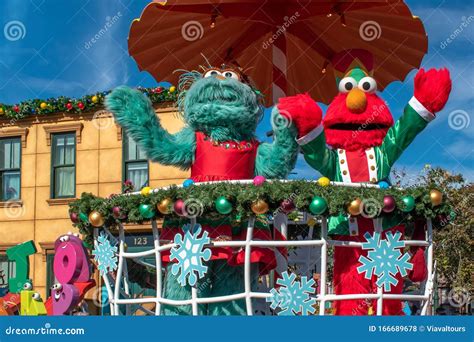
[69,181,453,245]
[0,86,178,120]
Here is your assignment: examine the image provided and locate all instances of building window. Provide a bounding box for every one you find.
[123,134,148,191]
[0,255,15,290]
[0,137,21,201]
[51,133,75,198]
[46,253,57,298]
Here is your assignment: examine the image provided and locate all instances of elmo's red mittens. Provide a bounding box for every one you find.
[277,94,322,137]
[414,68,452,114]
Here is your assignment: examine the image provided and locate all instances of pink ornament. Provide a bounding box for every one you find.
[383,195,396,213]
[253,175,266,186]
[112,206,126,219]
[173,199,186,216]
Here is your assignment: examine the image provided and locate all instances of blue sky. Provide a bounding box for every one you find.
[1,0,472,182]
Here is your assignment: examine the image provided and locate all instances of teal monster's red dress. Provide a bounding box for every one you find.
[161,132,277,275]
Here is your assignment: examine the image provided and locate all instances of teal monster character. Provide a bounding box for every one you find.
[106,65,299,315]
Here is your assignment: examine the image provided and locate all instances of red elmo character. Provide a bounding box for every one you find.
[278,49,451,315]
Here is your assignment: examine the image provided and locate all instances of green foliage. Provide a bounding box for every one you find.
[0,86,177,120]
[423,168,473,291]
[70,180,454,245]
[394,166,473,295]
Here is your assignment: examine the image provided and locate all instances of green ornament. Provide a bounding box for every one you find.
[215,196,233,215]
[139,203,155,219]
[309,196,328,215]
[79,212,89,223]
[401,195,415,212]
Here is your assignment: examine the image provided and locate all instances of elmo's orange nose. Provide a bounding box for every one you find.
[346,88,367,113]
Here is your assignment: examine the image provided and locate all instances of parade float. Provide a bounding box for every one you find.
[68,0,451,316]
[0,0,455,316]
[68,179,452,316]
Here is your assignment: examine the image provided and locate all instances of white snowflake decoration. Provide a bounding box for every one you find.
[357,231,413,291]
[170,224,212,287]
[266,271,316,316]
[93,231,118,275]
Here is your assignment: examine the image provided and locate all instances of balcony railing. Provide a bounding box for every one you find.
[93,180,436,316]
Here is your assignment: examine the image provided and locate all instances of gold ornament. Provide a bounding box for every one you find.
[141,186,151,196]
[347,198,362,216]
[157,198,172,215]
[430,189,443,206]
[0,108,3,115]
[92,95,99,103]
[169,86,176,93]
[251,200,269,215]
[40,102,47,109]
[317,177,330,187]
[89,211,104,227]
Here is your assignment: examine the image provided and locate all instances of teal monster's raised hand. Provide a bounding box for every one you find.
[106,85,195,170]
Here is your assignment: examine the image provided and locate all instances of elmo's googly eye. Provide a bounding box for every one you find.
[204,69,222,78]
[23,282,33,290]
[32,293,41,301]
[338,77,357,93]
[358,77,377,93]
[222,70,240,80]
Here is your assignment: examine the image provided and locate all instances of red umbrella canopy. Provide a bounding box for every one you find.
[129,0,427,105]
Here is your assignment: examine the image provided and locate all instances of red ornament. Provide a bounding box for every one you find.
[173,199,186,216]
[69,212,79,223]
[112,206,126,219]
[156,87,163,94]
[78,102,84,110]
[66,103,73,110]
[280,199,295,213]
[13,105,19,112]
[383,195,396,213]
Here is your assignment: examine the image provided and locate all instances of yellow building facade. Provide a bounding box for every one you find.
[0,105,187,301]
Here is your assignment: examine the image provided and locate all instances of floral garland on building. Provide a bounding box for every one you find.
[69,179,453,245]
[0,86,178,120]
